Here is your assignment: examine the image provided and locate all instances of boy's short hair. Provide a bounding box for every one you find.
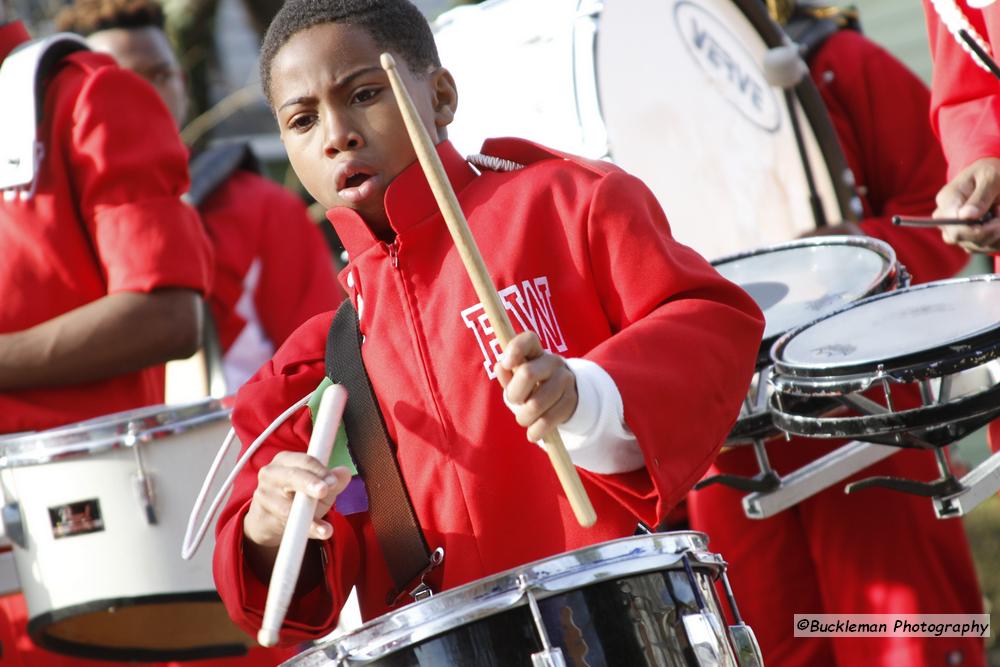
[55,0,165,35]
[260,0,441,105]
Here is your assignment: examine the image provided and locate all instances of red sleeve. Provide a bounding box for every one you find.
[213,312,362,644]
[811,31,967,283]
[923,2,1000,179]
[578,171,765,524]
[250,175,343,347]
[65,57,213,295]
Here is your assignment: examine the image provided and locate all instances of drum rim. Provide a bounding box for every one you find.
[769,376,1000,447]
[307,532,722,663]
[770,274,1000,380]
[0,398,230,469]
[27,590,248,662]
[712,235,901,368]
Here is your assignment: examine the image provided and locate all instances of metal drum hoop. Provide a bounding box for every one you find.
[713,235,902,369]
[312,533,724,665]
[770,275,1000,384]
[770,380,1000,447]
[0,398,230,469]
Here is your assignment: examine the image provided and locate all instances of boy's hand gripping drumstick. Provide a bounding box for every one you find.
[258,384,348,647]
[380,53,596,528]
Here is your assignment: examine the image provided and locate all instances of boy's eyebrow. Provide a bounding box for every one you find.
[277,66,386,112]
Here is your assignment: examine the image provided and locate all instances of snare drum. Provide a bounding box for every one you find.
[286,533,762,667]
[0,399,248,661]
[434,0,858,259]
[712,236,904,444]
[770,275,1000,449]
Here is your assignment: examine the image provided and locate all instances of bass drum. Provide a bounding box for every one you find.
[434,0,858,260]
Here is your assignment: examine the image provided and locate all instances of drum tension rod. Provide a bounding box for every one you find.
[517,573,567,667]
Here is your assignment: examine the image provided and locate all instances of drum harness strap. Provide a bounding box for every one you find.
[782,3,861,62]
[325,301,443,606]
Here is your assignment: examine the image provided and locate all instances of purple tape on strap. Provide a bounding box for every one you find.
[334,476,369,515]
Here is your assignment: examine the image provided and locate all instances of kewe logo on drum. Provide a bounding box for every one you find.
[673,0,781,132]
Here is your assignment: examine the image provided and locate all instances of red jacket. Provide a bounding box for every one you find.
[923,0,1000,180]
[213,138,765,642]
[813,29,967,282]
[0,25,213,434]
[199,169,342,388]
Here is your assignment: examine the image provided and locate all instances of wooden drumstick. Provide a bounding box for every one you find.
[258,383,349,647]
[380,53,597,528]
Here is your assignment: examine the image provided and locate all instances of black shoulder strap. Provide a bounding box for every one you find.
[325,301,433,603]
[186,141,260,209]
[786,3,862,63]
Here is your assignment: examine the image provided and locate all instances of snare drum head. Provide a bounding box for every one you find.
[776,276,1000,372]
[713,237,897,342]
[434,0,855,260]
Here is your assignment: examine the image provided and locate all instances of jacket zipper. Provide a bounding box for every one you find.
[387,239,400,269]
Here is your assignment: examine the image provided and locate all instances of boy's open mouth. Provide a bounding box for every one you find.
[344,173,371,189]
[336,165,380,205]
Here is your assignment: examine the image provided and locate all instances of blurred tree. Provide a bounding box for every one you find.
[161,0,281,123]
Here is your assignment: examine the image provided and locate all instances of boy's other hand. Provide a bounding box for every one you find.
[935,157,1000,253]
[494,331,578,443]
[244,453,353,548]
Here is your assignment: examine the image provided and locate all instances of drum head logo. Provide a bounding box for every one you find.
[673,0,780,132]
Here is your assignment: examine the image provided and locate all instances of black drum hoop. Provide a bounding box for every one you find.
[770,380,1000,447]
[771,275,1000,382]
[712,236,901,369]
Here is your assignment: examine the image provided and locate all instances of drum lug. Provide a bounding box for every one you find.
[682,612,727,667]
[2,502,25,549]
[131,472,157,525]
[530,648,567,667]
[728,623,764,667]
[517,574,568,667]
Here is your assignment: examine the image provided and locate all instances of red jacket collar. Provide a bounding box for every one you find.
[326,140,477,258]
[0,21,30,63]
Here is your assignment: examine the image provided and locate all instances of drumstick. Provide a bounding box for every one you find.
[892,212,995,227]
[258,383,348,648]
[380,53,597,528]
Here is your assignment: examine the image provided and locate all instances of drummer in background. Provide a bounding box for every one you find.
[211,0,765,644]
[689,3,985,666]
[923,0,1000,254]
[56,0,343,395]
[922,0,1000,457]
[0,4,222,667]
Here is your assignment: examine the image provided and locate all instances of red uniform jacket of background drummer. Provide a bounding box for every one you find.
[923,0,1000,182]
[0,24,213,434]
[213,137,766,642]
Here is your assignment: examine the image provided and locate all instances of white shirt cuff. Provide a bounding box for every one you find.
[556,358,643,474]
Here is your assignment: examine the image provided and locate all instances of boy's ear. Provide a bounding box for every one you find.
[430,67,458,132]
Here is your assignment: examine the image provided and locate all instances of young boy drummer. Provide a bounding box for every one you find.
[213,0,764,642]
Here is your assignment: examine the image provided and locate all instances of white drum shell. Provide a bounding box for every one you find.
[0,412,233,622]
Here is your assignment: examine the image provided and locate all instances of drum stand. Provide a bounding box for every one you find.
[933,451,1000,518]
[740,439,898,520]
[695,439,781,494]
[799,377,1000,519]
[835,391,965,499]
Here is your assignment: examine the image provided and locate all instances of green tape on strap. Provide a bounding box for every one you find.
[308,378,357,475]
